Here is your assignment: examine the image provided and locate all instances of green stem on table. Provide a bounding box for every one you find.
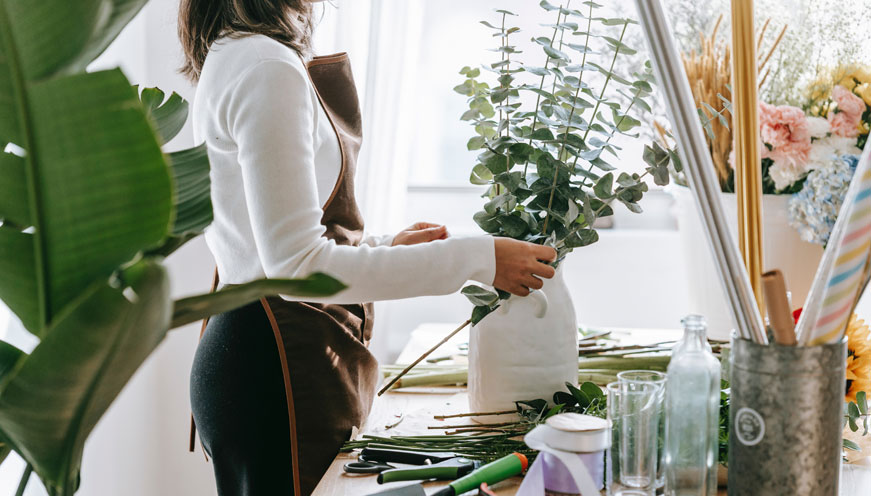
[389,371,468,390]
[430,421,522,430]
[434,410,517,420]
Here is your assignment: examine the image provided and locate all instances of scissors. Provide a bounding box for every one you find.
[343,458,395,474]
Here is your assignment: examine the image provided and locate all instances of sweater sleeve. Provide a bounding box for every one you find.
[226,59,495,303]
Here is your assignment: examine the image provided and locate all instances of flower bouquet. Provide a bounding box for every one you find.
[660,11,871,335]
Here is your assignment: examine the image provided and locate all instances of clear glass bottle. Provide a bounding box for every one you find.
[663,315,720,496]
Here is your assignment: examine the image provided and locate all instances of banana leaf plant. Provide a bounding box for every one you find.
[0,1,346,494]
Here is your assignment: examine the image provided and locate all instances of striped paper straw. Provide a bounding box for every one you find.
[797,146,871,345]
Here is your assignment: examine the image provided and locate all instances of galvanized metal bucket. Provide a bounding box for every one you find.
[728,336,846,496]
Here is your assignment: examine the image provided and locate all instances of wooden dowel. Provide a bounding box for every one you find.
[762,269,796,345]
[377,319,471,396]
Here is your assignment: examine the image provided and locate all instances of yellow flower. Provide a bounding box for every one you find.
[845,315,871,403]
[853,67,871,83]
[839,75,858,91]
[856,83,871,107]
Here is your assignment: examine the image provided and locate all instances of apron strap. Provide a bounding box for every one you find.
[260,297,303,496]
[189,267,220,455]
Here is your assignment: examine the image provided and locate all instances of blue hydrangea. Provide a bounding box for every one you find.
[789,155,860,246]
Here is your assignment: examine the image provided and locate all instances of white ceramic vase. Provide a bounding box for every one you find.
[467,267,579,421]
[672,185,824,339]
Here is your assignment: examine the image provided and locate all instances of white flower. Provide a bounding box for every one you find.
[826,135,862,157]
[769,158,806,190]
[808,141,837,168]
[806,116,831,138]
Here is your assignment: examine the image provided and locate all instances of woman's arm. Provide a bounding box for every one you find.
[226,59,495,303]
[226,58,554,303]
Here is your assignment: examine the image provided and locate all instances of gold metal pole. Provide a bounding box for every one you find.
[730,0,764,312]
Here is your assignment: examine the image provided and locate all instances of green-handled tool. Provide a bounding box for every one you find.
[365,453,527,496]
[430,452,527,496]
[377,457,477,484]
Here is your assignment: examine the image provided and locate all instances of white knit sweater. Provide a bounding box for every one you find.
[192,35,496,303]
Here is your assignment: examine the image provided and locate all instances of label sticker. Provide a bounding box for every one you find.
[735,407,765,446]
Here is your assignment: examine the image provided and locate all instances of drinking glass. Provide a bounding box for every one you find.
[606,381,659,496]
[617,370,666,489]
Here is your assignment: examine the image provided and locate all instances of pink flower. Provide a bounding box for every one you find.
[833,85,866,115]
[828,85,865,138]
[758,101,812,171]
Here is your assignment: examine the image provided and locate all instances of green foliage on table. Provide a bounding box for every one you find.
[342,381,608,463]
[844,391,869,453]
[0,2,344,494]
[454,1,673,321]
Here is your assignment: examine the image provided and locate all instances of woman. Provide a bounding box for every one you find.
[180,1,556,494]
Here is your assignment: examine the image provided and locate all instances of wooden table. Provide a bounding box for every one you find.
[312,324,868,495]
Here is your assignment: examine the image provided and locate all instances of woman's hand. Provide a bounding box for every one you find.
[392,222,450,246]
[493,238,557,297]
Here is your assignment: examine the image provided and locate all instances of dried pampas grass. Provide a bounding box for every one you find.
[680,15,786,190]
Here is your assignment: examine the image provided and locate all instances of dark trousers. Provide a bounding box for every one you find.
[190,301,294,495]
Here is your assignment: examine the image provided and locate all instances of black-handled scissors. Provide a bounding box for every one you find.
[343,459,395,474]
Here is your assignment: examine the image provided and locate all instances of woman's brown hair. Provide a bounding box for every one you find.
[179,0,315,81]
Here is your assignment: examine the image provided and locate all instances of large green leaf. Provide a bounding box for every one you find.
[171,273,348,329]
[0,151,29,226]
[139,87,188,145]
[72,0,150,73]
[31,71,172,325]
[0,259,171,495]
[0,1,172,336]
[0,0,149,80]
[144,144,212,257]
[0,228,37,331]
[167,144,212,236]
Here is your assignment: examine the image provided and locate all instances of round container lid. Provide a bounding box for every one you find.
[541,413,611,452]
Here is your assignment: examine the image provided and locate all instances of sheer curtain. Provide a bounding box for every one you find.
[315,0,424,235]
[316,1,426,360]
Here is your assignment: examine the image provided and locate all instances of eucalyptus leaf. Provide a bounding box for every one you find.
[461,285,499,307]
[593,173,614,199]
[471,304,498,325]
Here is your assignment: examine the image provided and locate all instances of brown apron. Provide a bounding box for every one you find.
[192,52,380,496]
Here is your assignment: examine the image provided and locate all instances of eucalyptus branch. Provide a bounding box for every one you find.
[541,0,594,235]
[523,4,564,179]
[582,20,629,145]
[497,12,507,196]
[548,0,572,97]
[576,84,644,190]
[556,168,653,250]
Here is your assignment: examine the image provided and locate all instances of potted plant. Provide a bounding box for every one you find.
[452,0,673,416]
[0,2,343,494]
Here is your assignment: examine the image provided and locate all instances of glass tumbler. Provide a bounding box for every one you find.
[617,370,666,489]
[607,381,659,495]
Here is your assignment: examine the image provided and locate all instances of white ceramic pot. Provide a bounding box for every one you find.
[672,185,824,339]
[467,267,579,421]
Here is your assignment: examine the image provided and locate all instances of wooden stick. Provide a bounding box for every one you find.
[434,410,516,420]
[377,319,471,396]
[762,270,796,345]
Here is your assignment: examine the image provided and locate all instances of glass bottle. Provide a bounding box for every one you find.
[663,315,720,496]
